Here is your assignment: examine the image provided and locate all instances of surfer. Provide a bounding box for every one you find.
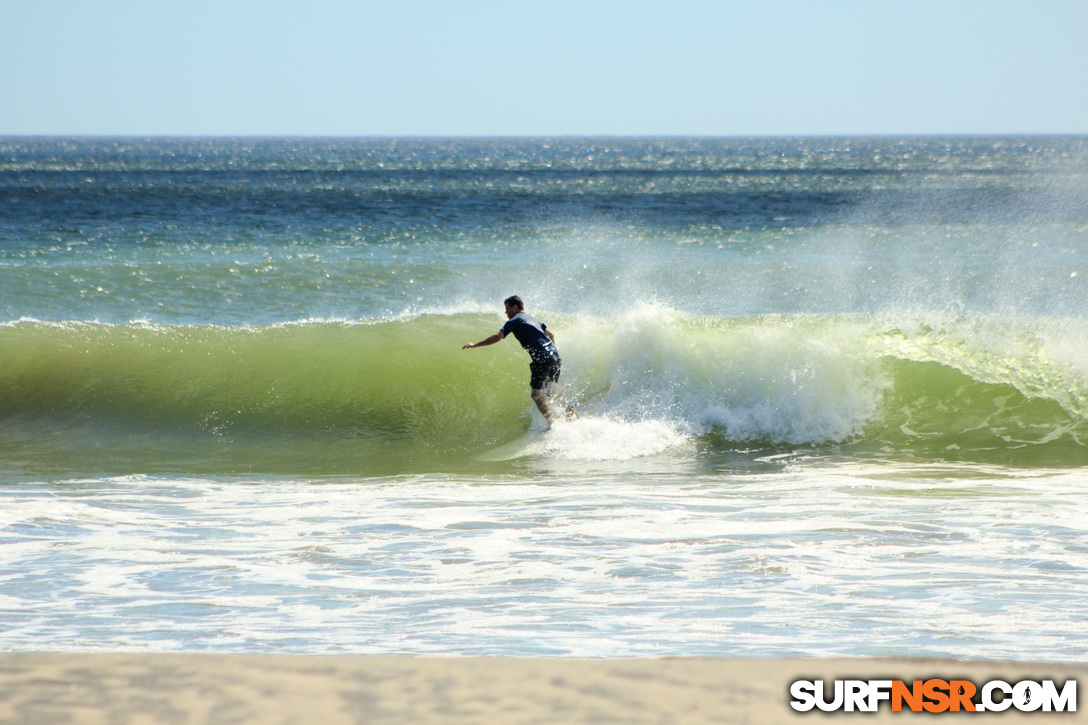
[462,295,569,423]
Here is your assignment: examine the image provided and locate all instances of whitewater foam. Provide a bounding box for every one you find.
[528,417,692,461]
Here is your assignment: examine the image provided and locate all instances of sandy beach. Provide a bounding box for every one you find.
[0,654,1083,724]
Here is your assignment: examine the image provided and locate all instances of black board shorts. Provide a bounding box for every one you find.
[529,355,561,390]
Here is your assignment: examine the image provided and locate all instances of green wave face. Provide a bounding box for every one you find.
[2,310,1087,476]
[0,316,530,475]
[863,317,1088,465]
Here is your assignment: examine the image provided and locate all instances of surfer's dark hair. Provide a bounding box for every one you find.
[504,295,524,311]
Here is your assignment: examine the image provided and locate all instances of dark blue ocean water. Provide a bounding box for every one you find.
[4,136,1086,324]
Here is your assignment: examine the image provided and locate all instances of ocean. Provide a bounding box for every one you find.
[2,135,1087,660]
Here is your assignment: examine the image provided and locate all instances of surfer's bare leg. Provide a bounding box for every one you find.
[533,385,576,423]
[531,388,554,423]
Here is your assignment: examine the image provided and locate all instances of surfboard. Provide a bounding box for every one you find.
[478,385,611,461]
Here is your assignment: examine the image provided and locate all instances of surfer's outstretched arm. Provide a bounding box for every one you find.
[462,332,504,349]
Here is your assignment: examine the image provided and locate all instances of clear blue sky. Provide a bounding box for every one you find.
[2,0,1086,137]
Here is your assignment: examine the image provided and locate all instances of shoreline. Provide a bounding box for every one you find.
[1,654,1083,723]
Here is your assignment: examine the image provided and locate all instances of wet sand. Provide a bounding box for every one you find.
[0,654,1083,724]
